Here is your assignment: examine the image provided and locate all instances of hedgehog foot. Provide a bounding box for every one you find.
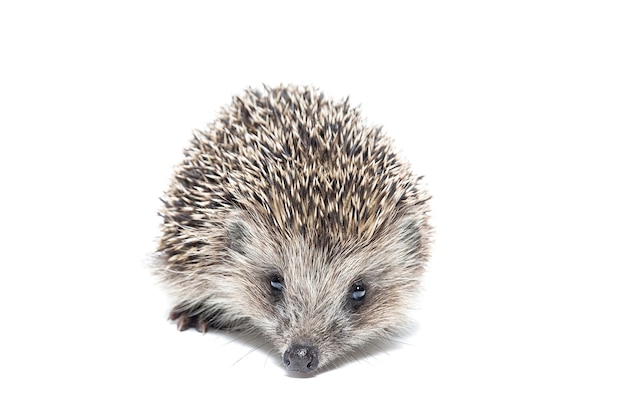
[168,305,212,333]
[168,304,234,333]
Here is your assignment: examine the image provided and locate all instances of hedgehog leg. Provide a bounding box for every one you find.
[169,304,210,333]
[168,304,231,333]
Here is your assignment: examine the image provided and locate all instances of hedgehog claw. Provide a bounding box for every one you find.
[177,316,195,332]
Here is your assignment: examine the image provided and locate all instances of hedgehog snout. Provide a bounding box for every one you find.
[282,342,319,373]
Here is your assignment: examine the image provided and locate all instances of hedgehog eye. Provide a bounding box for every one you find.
[351,284,366,301]
[269,273,284,292]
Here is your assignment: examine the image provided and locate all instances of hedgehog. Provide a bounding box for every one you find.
[154,85,432,374]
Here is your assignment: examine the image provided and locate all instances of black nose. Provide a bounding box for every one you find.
[283,343,319,373]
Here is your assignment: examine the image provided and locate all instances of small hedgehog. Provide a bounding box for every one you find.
[155,85,432,374]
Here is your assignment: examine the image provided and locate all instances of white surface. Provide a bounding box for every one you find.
[1,1,625,415]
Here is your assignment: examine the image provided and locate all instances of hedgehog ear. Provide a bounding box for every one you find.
[226,219,252,255]
[396,217,422,252]
[391,213,429,262]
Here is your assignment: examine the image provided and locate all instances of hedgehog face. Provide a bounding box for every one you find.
[222,210,429,373]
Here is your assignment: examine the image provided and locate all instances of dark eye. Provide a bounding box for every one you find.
[351,283,366,301]
[269,273,284,292]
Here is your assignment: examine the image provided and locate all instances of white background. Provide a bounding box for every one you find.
[1,1,625,415]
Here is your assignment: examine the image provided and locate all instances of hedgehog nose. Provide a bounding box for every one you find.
[283,343,319,373]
